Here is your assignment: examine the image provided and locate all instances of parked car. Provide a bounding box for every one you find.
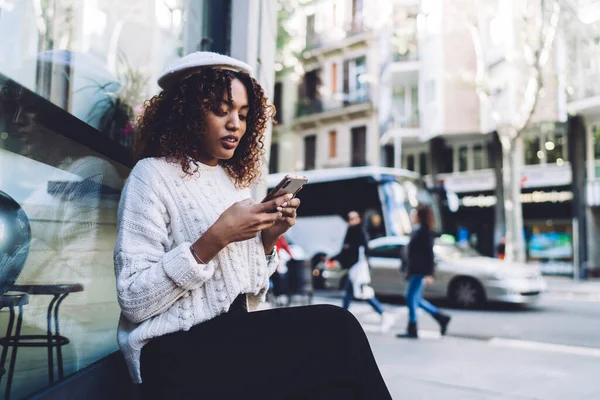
[320,236,547,308]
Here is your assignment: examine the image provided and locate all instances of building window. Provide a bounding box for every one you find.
[306,14,316,46]
[524,136,541,165]
[594,126,600,160]
[331,63,338,93]
[269,143,279,174]
[384,145,394,168]
[419,152,428,175]
[332,3,338,27]
[343,60,350,95]
[406,154,415,171]
[545,133,565,165]
[351,126,367,166]
[351,0,364,31]
[443,146,454,173]
[458,146,468,172]
[273,82,283,124]
[329,130,337,158]
[473,144,484,170]
[304,135,317,170]
[392,86,406,122]
[352,56,368,103]
[410,86,420,126]
[200,0,232,54]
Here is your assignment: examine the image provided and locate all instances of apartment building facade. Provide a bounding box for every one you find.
[273,0,593,275]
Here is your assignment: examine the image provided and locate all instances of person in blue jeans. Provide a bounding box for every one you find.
[397,205,451,339]
[335,211,394,331]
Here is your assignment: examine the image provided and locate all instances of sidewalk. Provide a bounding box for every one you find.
[544,276,600,300]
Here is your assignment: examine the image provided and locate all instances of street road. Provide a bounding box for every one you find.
[306,291,600,399]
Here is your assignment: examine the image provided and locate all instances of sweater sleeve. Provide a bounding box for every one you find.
[114,165,215,324]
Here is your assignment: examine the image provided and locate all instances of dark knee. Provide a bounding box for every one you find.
[310,304,363,329]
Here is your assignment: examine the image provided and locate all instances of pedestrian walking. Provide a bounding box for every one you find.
[397,205,451,339]
[114,51,392,399]
[334,211,394,332]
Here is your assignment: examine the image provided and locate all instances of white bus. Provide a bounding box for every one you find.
[267,166,440,283]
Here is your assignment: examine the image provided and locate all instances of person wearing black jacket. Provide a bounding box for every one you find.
[334,211,394,331]
[397,206,451,339]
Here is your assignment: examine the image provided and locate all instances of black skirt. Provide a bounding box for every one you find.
[139,297,392,400]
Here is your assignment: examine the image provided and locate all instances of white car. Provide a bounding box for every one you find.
[322,236,547,308]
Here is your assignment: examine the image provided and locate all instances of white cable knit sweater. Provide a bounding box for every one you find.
[114,157,278,383]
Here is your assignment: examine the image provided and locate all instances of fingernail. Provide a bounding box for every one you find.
[281,202,288,207]
[286,194,293,200]
[277,206,283,211]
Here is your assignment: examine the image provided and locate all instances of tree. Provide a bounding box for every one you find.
[462,0,561,262]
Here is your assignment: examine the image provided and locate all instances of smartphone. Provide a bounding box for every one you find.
[262,175,308,203]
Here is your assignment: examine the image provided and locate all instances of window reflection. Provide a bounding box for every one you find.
[0,0,188,147]
[0,75,130,398]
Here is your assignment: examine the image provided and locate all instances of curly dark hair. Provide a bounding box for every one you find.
[135,68,274,188]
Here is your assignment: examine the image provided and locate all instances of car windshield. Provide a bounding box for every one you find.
[434,244,482,259]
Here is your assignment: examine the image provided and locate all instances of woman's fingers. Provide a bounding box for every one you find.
[280,207,297,217]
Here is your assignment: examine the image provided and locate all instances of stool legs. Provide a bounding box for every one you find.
[46,294,59,384]
[0,306,15,382]
[2,305,24,400]
[54,293,68,380]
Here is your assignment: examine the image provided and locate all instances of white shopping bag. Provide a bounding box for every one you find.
[348,246,375,300]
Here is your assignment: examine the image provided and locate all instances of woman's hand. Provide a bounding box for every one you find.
[213,197,289,244]
[424,276,435,285]
[261,194,301,253]
[191,197,288,264]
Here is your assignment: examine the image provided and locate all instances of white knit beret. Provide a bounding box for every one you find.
[157,51,253,89]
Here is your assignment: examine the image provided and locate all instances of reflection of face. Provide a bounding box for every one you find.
[348,211,361,226]
[196,78,249,166]
[410,209,418,224]
[370,214,382,226]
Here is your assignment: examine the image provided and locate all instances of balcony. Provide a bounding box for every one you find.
[296,89,370,117]
[379,113,421,144]
[303,19,373,60]
[293,89,373,126]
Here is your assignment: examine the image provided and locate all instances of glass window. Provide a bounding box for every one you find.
[0,76,130,399]
[269,143,279,174]
[410,86,419,126]
[353,56,367,103]
[458,146,468,172]
[473,144,484,170]
[443,146,454,173]
[545,133,565,165]
[524,136,541,165]
[304,135,316,170]
[368,244,403,259]
[306,14,316,46]
[594,126,600,160]
[0,1,199,396]
[0,1,199,148]
[274,82,283,124]
[384,145,394,168]
[405,154,415,171]
[351,126,367,167]
[419,152,428,175]
[392,86,406,118]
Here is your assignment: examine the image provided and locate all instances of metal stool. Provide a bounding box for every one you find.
[0,292,29,400]
[1,284,83,398]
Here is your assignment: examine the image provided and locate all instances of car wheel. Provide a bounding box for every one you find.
[449,277,485,309]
